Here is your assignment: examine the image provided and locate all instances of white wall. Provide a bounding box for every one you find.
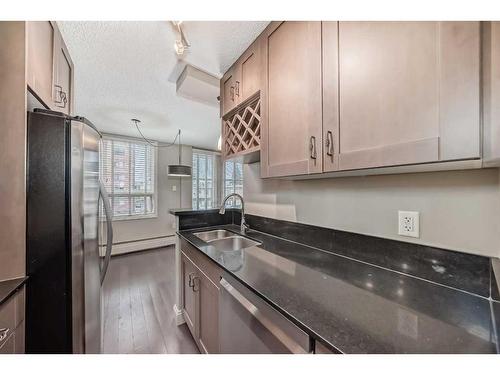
[244,163,500,258]
[108,144,192,245]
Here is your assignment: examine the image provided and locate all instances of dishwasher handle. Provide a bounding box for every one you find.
[220,277,308,354]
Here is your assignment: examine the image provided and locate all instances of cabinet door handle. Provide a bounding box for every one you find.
[309,136,317,160]
[188,272,196,287]
[192,276,200,292]
[54,84,68,109]
[0,328,9,342]
[326,131,334,157]
[235,81,240,97]
[230,86,235,101]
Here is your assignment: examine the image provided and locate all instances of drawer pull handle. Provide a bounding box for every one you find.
[0,328,9,342]
[54,84,68,109]
[326,130,334,157]
[309,136,317,160]
[192,276,200,292]
[188,272,196,287]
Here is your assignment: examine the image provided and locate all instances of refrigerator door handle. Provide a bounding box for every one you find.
[99,180,113,285]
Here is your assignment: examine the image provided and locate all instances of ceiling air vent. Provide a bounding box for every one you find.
[176,64,219,107]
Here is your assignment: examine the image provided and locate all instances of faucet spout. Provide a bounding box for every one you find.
[219,193,247,233]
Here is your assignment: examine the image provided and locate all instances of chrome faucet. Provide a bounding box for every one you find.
[219,193,248,233]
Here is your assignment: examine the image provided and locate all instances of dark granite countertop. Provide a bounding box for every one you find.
[178,225,500,354]
[0,277,27,305]
[169,208,222,216]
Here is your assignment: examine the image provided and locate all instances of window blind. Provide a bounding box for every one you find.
[192,151,217,210]
[100,136,156,219]
[223,159,243,208]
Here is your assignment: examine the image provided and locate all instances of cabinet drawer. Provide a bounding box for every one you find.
[180,239,222,286]
[0,287,25,351]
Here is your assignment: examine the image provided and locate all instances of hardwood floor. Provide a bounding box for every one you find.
[102,246,199,354]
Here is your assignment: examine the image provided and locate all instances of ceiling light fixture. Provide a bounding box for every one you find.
[172,21,190,56]
[131,119,191,177]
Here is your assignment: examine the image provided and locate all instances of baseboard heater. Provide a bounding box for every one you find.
[99,235,175,256]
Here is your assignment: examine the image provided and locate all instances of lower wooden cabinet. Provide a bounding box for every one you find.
[0,286,25,354]
[181,254,198,337]
[197,270,219,354]
[180,240,221,354]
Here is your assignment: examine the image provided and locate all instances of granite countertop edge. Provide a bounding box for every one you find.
[177,225,345,353]
[177,225,499,354]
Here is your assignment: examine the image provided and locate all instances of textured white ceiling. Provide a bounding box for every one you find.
[58,21,269,150]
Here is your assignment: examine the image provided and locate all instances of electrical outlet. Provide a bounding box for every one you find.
[398,211,420,238]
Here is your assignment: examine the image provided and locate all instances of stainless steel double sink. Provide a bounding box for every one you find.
[193,229,260,252]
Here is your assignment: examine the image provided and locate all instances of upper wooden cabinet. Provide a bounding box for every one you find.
[239,41,260,101]
[52,28,73,115]
[260,21,323,178]
[322,22,340,173]
[482,22,500,167]
[27,22,55,108]
[222,21,485,178]
[221,66,238,116]
[27,21,74,115]
[332,21,480,171]
[220,38,261,117]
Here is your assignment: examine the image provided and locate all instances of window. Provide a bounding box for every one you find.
[100,136,157,219]
[223,159,243,207]
[192,151,217,210]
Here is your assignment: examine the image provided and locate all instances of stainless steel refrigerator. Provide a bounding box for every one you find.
[26,109,113,354]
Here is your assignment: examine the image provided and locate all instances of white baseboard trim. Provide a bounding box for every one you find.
[173,304,185,326]
[100,235,175,256]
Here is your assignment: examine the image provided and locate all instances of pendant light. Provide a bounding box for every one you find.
[167,129,192,177]
[131,119,191,177]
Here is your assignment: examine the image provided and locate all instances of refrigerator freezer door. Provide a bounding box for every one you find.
[71,120,101,354]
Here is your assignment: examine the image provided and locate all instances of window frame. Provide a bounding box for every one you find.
[191,149,218,210]
[223,158,243,208]
[100,134,158,221]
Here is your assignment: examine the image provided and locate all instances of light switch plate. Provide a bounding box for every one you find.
[398,211,420,238]
[172,185,177,192]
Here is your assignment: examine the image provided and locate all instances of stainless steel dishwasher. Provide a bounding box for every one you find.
[219,272,311,354]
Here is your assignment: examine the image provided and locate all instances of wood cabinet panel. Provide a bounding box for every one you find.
[322,21,340,172]
[438,22,480,161]
[221,67,237,116]
[337,21,480,171]
[239,40,260,101]
[180,240,222,354]
[197,272,219,354]
[0,22,26,281]
[181,239,221,285]
[53,27,73,115]
[482,21,500,166]
[0,287,25,354]
[338,22,440,170]
[261,21,323,177]
[27,21,54,107]
[181,253,198,338]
